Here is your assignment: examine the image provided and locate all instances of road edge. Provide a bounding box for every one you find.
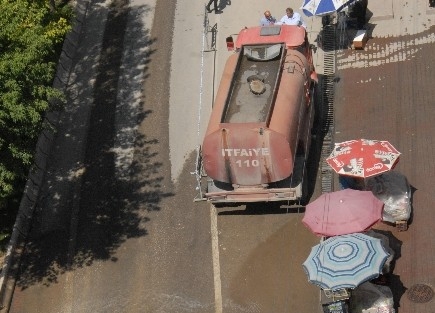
[0,0,91,310]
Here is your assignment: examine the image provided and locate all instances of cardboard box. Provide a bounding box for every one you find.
[352,30,367,49]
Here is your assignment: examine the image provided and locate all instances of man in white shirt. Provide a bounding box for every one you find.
[277,8,306,29]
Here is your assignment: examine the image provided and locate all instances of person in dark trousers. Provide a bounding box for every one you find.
[206,0,222,13]
[351,0,368,29]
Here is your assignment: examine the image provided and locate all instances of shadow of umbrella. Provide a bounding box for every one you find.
[362,230,406,312]
[371,229,402,255]
[367,229,403,272]
[407,184,418,227]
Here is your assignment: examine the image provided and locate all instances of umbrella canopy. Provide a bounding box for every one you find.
[303,189,384,237]
[302,233,389,290]
[326,139,401,178]
[301,0,355,17]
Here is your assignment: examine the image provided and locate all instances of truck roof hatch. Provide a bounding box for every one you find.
[244,44,282,61]
[260,26,281,36]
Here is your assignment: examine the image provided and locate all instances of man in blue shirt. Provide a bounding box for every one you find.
[277,8,306,29]
[260,10,277,26]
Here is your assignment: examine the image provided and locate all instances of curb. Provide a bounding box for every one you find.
[0,0,90,310]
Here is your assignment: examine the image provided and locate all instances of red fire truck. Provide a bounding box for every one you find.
[195,25,318,204]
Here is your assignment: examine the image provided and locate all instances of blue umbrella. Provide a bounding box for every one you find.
[302,233,389,290]
[301,0,356,17]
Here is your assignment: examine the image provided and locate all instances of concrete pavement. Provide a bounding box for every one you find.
[169,0,324,182]
[169,0,435,182]
[3,0,434,311]
[333,1,435,313]
[171,0,435,312]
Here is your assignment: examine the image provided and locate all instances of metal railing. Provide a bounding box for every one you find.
[320,23,337,194]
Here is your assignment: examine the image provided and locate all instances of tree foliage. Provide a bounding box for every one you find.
[0,0,72,204]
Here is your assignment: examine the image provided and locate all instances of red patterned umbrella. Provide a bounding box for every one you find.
[326,139,400,178]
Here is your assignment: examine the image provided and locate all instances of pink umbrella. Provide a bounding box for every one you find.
[326,139,401,178]
[303,189,384,237]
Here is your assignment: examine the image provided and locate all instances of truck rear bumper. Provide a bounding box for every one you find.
[204,185,302,203]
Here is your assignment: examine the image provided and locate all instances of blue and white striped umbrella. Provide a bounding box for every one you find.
[300,0,356,17]
[302,233,389,290]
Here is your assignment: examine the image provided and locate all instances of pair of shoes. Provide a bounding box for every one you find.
[215,9,223,13]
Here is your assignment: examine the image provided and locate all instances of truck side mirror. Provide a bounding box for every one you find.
[226,36,234,51]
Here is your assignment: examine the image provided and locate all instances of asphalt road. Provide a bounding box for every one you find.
[6,0,324,313]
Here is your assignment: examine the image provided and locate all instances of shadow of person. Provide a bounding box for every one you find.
[216,0,230,12]
[365,22,376,39]
[218,0,231,9]
[366,8,374,22]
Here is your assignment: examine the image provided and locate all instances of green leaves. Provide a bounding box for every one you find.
[0,0,72,203]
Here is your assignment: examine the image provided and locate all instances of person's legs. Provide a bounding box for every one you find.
[357,15,365,29]
[358,0,368,28]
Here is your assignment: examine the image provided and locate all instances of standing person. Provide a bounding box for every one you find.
[206,0,222,13]
[277,8,306,28]
[260,10,277,26]
[351,0,368,29]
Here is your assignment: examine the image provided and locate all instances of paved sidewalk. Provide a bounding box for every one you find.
[333,2,435,313]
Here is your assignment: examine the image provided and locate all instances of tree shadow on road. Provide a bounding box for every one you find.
[12,0,175,290]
